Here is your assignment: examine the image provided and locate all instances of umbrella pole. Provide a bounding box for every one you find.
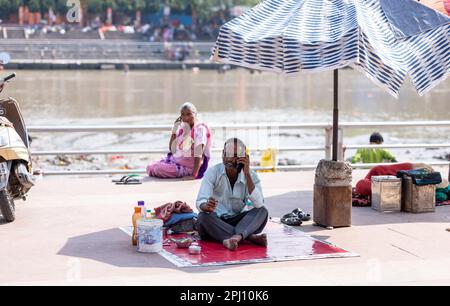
[332,69,339,161]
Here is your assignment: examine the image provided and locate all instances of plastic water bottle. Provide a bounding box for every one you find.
[243,199,254,212]
[138,201,146,219]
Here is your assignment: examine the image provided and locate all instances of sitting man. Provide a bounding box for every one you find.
[351,132,397,164]
[196,138,268,251]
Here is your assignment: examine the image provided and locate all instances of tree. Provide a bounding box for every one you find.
[0,0,262,25]
[103,0,118,11]
[0,0,10,19]
[41,0,55,11]
[87,0,103,14]
[116,0,134,13]
[0,0,21,19]
[165,1,262,25]
[55,0,69,15]
[234,0,260,5]
[190,0,216,24]
[27,0,41,13]
[135,0,147,11]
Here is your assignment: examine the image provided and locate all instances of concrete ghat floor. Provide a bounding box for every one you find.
[1,167,449,286]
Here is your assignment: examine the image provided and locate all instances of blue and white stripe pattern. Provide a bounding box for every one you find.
[212,0,450,97]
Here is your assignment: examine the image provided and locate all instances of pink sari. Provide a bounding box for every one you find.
[147,122,212,179]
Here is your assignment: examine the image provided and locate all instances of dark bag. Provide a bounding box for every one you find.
[397,169,442,186]
[168,218,197,234]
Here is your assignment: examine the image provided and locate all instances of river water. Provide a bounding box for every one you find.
[2,69,450,171]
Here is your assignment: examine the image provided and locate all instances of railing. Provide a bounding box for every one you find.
[0,40,215,62]
[28,121,450,176]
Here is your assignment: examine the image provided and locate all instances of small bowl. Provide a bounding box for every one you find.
[172,238,193,248]
[189,244,201,255]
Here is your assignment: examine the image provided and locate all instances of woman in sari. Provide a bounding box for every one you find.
[147,102,212,180]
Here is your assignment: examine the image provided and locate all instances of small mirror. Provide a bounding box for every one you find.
[0,52,11,65]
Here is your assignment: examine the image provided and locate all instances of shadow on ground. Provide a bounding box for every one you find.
[266,191,450,231]
[58,228,177,269]
[0,218,10,225]
[0,212,14,225]
[57,228,248,273]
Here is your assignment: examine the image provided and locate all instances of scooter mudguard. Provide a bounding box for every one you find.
[0,161,11,190]
[14,163,34,190]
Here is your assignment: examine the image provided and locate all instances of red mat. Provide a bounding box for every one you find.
[121,220,357,267]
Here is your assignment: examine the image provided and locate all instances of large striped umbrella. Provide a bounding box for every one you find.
[212,0,450,161]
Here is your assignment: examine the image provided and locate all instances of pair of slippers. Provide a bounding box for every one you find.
[112,174,142,185]
[281,208,311,226]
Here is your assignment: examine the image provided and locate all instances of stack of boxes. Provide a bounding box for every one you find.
[371,174,437,213]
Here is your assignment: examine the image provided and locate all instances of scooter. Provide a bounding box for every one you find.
[0,73,34,222]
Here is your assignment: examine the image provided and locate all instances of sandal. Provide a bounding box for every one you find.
[292,208,311,222]
[112,174,140,183]
[281,213,302,226]
[115,176,142,185]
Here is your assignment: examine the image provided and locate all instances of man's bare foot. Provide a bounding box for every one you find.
[223,235,242,251]
[248,233,267,246]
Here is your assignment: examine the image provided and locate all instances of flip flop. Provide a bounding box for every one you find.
[281,213,303,226]
[112,174,140,183]
[292,208,312,222]
[115,176,142,185]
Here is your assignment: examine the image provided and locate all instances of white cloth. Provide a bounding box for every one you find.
[173,122,210,159]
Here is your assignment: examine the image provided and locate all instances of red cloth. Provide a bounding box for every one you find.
[154,201,193,222]
[352,188,371,207]
[437,200,450,207]
[355,163,414,196]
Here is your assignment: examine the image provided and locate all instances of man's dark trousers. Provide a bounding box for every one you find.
[196,207,269,242]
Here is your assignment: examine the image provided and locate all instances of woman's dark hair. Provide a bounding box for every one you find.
[370,132,384,143]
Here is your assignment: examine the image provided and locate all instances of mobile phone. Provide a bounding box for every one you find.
[236,163,244,173]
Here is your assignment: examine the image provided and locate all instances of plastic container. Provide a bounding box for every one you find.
[146,209,152,219]
[137,218,163,253]
[188,244,201,255]
[258,148,278,173]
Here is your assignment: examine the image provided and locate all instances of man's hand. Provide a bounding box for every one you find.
[201,198,218,213]
[237,154,251,176]
[238,154,256,194]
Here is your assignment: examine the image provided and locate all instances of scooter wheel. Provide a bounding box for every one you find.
[0,189,15,222]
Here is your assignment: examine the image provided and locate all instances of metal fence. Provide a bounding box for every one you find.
[28,121,450,176]
[0,39,215,62]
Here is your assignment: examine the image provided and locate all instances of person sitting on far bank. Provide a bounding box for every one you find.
[351,132,397,164]
[195,138,269,251]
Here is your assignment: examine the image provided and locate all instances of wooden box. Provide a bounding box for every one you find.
[401,176,436,213]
